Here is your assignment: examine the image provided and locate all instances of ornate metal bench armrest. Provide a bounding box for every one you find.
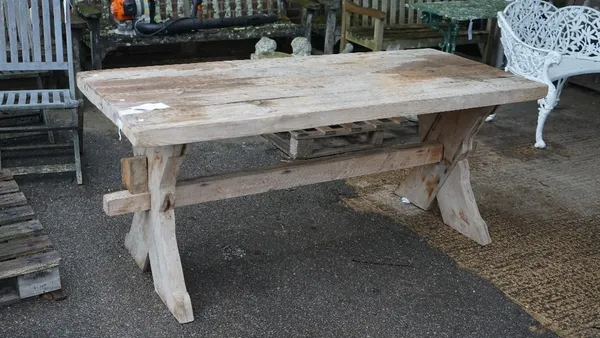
[498,14,562,87]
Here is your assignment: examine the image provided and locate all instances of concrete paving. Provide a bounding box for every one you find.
[0,104,556,338]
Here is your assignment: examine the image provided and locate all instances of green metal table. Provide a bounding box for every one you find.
[406,0,508,54]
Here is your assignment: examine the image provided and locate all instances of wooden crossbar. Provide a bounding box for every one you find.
[103,142,443,216]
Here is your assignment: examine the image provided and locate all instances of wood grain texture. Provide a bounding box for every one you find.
[124,148,151,272]
[125,145,193,324]
[104,142,443,216]
[77,49,547,147]
[436,159,490,245]
[395,106,494,210]
[0,220,44,242]
[345,0,387,20]
[17,266,61,299]
[0,235,51,261]
[0,250,60,280]
[121,156,148,194]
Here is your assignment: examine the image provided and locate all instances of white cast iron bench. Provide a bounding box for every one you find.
[489,0,600,148]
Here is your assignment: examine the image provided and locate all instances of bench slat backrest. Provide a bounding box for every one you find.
[350,0,457,27]
[0,0,76,98]
[98,0,285,27]
[164,0,284,20]
[97,0,285,23]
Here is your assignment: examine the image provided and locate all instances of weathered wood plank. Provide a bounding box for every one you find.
[30,0,43,62]
[0,235,51,262]
[17,266,61,299]
[289,137,314,159]
[0,170,13,181]
[121,156,148,194]
[437,159,490,245]
[123,145,193,323]
[390,0,398,24]
[0,192,28,210]
[0,205,35,226]
[17,93,26,105]
[5,1,18,63]
[52,0,63,63]
[41,0,53,62]
[0,181,19,195]
[5,93,15,105]
[15,0,31,63]
[0,220,44,242]
[77,50,547,148]
[399,0,406,24]
[0,280,20,306]
[10,164,76,176]
[0,0,6,63]
[395,106,495,210]
[381,0,389,24]
[0,250,60,280]
[104,142,443,216]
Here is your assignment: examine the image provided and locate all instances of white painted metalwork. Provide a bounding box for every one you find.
[491,0,600,148]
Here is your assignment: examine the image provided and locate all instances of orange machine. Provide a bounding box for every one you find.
[110,0,137,21]
[109,0,150,34]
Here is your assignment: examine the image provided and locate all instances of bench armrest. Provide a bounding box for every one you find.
[343,0,386,20]
[498,13,561,102]
[74,2,102,20]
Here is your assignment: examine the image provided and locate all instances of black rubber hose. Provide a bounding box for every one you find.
[134,14,279,36]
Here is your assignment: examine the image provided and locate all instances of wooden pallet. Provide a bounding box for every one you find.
[263,117,408,159]
[0,170,62,306]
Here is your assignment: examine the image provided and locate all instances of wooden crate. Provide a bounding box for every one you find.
[263,117,409,159]
[0,170,63,306]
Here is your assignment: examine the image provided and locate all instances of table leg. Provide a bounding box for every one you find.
[124,145,194,323]
[125,147,150,271]
[395,106,496,245]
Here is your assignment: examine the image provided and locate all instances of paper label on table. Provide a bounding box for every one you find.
[468,20,473,41]
[115,103,170,140]
[119,103,170,116]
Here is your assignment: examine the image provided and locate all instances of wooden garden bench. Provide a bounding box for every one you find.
[340,0,493,52]
[75,0,310,69]
[0,0,83,184]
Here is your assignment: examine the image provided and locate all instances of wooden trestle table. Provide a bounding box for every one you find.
[77,49,546,323]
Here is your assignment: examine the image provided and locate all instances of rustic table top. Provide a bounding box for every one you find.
[407,0,508,21]
[77,49,546,147]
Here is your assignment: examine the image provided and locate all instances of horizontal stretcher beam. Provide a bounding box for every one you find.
[103,142,443,216]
